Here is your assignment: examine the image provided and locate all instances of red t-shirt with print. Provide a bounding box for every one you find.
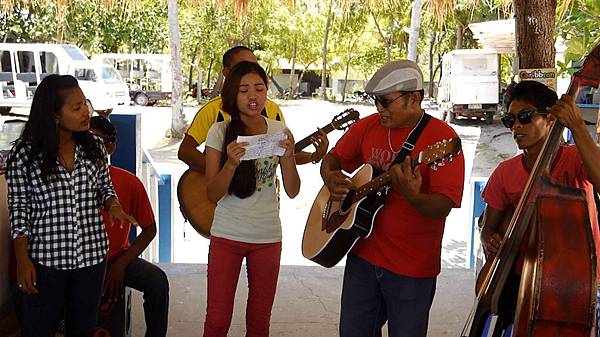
[101,166,155,260]
[330,113,465,278]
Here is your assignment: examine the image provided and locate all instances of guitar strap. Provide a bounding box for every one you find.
[391,112,432,165]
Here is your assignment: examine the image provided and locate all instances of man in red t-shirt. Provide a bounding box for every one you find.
[479,80,600,336]
[90,116,169,337]
[321,60,465,337]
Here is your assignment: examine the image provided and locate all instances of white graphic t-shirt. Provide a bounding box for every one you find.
[205,117,286,243]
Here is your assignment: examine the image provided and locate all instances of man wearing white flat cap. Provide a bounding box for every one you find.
[320,60,465,337]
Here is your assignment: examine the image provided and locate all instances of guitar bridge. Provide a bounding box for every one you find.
[321,199,332,231]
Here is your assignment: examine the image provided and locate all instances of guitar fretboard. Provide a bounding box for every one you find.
[350,155,424,204]
[294,123,335,153]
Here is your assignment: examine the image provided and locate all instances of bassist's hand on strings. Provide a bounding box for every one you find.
[481,230,503,260]
[324,171,353,201]
[390,156,422,200]
[546,94,585,131]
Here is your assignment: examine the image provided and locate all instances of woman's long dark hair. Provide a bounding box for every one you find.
[221,61,269,198]
[12,74,104,183]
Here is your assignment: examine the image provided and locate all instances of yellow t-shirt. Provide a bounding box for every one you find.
[185,96,285,145]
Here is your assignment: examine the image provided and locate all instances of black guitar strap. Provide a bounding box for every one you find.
[391,112,432,165]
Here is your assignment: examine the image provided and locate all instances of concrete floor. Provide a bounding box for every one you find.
[130,264,476,337]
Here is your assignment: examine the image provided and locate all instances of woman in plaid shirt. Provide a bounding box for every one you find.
[6,74,136,337]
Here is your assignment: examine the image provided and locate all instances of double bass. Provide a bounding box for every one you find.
[461,44,600,337]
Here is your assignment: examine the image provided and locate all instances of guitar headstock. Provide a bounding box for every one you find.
[331,109,360,131]
[418,137,462,169]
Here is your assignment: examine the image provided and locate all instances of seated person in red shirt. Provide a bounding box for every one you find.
[90,116,169,337]
[479,80,600,336]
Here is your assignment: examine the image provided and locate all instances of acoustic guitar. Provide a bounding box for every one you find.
[302,137,462,268]
[177,109,360,238]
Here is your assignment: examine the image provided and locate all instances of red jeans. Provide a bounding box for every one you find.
[203,236,282,337]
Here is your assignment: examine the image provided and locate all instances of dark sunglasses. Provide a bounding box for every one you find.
[501,110,547,129]
[370,92,411,109]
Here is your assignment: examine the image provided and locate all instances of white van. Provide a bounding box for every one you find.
[0,43,130,115]
[437,49,500,124]
[93,53,172,106]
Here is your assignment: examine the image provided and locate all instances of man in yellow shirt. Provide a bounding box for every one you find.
[178,46,329,171]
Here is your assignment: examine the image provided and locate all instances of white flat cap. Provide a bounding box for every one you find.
[365,60,423,95]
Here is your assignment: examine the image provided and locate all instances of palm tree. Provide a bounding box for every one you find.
[407,0,422,62]
[167,0,186,138]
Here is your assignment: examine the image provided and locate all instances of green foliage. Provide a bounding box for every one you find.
[1,0,168,55]
[556,0,600,75]
[0,0,531,95]
[330,2,368,73]
[254,1,324,73]
[0,1,57,43]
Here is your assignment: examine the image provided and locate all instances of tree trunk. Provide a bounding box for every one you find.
[514,0,557,69]
[342,57,351,103]
[370,9,391,63]
[298,68,306,95]
[321,0,334,100]
[456,22,464,50]
[196,67,203,104]
[407,0,422,62]
[428,31,437,98]
[188,53,196,90]
[288,39,297,99]
[167,0,186,138]
[433,54,442,81]
[268,71,285,95]
[206,58,213,88]
[210,72,223,98]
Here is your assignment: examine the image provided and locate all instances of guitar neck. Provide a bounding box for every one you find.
[294,123,336,153]
[350,156,421,204]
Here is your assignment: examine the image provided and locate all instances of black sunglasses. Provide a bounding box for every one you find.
[501,110,547,129]
[370,92,411,109]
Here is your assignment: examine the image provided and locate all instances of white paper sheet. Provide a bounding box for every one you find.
[237,131,287,160]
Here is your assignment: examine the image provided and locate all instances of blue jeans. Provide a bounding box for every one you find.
[15,260,107,337]
[339,253,437,337]
[124,257,170,337]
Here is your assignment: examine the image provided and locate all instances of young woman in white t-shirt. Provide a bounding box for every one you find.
[203,61,300,337]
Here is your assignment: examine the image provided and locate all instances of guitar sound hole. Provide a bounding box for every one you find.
[339,189,356,214]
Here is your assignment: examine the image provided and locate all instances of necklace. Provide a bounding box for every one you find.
[387,112,426,155]
[387,128,401,154]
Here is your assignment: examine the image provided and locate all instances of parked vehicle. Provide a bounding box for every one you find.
[437,49,500,124]
[93,53,172,106]
[0,43,130,115]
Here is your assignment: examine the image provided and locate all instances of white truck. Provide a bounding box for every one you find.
[437,49,500,124]
[0,43,130,115]
[93,53,172,106]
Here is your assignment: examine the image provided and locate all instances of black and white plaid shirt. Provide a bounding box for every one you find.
[7,140,115,270]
